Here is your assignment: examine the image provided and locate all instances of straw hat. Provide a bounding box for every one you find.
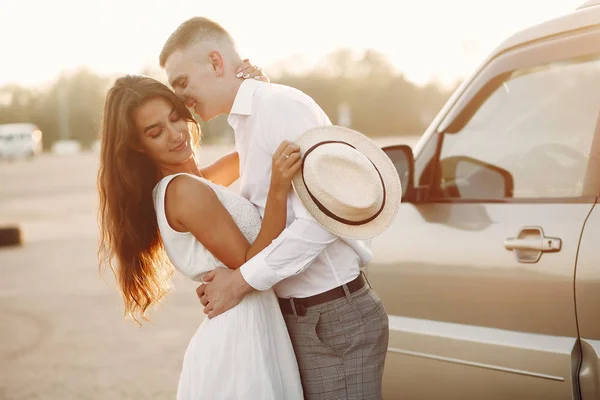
[292,125,401,239]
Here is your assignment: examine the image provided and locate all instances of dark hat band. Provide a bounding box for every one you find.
[301,140,386,226]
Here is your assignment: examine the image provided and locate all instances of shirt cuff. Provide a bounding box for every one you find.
[240,249,281,291]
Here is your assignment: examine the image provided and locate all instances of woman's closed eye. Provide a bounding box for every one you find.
[148,127,164,138]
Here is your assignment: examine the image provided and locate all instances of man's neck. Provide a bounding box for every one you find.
[224,78,244,114]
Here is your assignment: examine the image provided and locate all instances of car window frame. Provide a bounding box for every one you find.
[422,25,600,205]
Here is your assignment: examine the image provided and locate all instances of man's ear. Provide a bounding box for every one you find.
[208,51,225,77]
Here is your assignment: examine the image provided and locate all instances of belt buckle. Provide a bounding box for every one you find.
[290,298,307,317]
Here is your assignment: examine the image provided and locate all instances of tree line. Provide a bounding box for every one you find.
[0,49,457,149]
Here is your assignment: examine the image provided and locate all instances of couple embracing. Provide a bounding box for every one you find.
[98,16,400,400]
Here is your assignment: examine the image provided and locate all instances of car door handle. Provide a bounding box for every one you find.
[504,238,562,252]
[504,226,561,263]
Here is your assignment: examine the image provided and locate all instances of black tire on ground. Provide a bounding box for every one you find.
[0,226,23,247]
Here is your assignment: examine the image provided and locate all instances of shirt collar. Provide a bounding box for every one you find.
[230,79,262,116]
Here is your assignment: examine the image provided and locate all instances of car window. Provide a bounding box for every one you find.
[436,55,600,200]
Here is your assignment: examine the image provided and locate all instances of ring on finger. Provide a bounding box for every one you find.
[282,153,290,159]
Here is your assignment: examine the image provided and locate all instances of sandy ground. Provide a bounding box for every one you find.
[0,147,236,400]
[0,137,418,399]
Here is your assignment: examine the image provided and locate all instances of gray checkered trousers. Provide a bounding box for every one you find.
[282,276,389,400]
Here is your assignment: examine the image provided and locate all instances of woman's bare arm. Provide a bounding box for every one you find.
[166,176,254,269]
[199,151,239,187]
[166,141,301,268]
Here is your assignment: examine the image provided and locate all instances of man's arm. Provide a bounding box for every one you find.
[200,187,340,317]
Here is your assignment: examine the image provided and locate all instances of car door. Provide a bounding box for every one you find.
[573,117,600,399]
[369,27,600,400]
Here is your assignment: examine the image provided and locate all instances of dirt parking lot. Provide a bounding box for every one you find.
[0,148,237,400]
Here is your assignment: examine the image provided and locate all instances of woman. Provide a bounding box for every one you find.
[97,71,304,398]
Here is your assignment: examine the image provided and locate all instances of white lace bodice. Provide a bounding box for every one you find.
[152,173,261,281]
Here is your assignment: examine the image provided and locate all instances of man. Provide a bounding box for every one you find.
[160,17,389,399]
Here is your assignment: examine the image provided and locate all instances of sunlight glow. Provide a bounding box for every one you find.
[0,0,583,88]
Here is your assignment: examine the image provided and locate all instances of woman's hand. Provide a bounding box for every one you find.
[270,140,302,198]
[236,59,270,83]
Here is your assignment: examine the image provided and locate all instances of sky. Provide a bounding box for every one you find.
[0,0,585,88]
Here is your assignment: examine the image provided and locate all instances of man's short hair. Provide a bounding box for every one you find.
[159,17,234,67]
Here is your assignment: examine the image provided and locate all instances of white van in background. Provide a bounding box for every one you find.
[0,123,43,159]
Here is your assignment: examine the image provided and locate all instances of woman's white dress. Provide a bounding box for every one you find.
[153,173,303,400]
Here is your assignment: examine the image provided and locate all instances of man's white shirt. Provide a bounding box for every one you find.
[228,79,372,299]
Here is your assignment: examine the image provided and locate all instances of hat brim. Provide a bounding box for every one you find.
[292,125,402,240]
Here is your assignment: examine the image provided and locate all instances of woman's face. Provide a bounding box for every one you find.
[132,97,193,167]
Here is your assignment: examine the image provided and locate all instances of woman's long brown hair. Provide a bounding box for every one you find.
[97,75,200,323]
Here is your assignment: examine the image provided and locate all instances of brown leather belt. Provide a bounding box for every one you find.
[278,274,366,317]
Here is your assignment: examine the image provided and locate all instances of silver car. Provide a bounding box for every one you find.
[371,1,600,398]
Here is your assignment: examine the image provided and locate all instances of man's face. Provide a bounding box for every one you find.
[164,45,223,121]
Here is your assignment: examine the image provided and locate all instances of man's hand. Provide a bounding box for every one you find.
[197,268,254,319]
[196,284,209,307]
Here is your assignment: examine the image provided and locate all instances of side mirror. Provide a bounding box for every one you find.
[438,156,514,199]
[382,144,414,201]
